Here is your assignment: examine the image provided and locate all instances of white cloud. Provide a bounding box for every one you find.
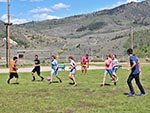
[52,3,70,10]
[126,0,144,3]
[1,14,7,21]
[99,0,144,11]
[32,13,60,21]
[10,18,28,24]
[30,7,52,13]
[0,0,6,2]
[1,14,28,24]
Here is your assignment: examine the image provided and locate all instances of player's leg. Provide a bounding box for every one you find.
[127,74,135,95]
[102,70,108,86]
[134,74,145,95]
[112,68,119,82]
[49,69,54,84]
[72,75,77,86]
[72,69,77,86]
[69,74,74,83]
[7,73,13,84]
[32,68,36,81]
[37,67,44,81]
[69,69,76,85]
[84,65,87,75]
[81,65,85,75]
[14,73,19,84]
[55,70,62,83]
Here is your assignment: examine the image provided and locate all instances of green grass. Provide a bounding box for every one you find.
[0,65,150,113]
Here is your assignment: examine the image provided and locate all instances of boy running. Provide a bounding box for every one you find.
[31,55,44,81]
[126,48,146,97]
[7,56,19,84]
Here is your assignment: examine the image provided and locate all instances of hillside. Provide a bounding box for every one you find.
[0,0,150,60]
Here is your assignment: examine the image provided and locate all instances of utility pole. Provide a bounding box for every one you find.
[130,27,134,50]
[4,0,12,68]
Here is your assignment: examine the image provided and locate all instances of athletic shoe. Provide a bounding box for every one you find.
[49,81,52,84]
[41,77,44,81]
[139,93,146,97]
[14,82,19,85]
[59,79,62,83]
[7,80,10,84]
[32,79,35,81]
[100,84,105,86]
[73,83,77,87]
[127,93,135,97]
[114,82,116,86]
[69,82,74,85]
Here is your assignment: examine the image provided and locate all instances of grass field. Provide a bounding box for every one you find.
[0,65,150,113]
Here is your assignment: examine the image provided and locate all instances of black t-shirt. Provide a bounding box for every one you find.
[34,58,40,66]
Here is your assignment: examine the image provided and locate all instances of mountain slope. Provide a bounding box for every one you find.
[0,0,150,59]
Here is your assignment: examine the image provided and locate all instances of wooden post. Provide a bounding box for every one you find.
[130,27,134,50]
[7,0,11,67]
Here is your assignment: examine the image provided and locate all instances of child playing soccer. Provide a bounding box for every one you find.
[49,55,62,84]
[31,55,44,81]
[7,56,19,84]
[68,56,77,86]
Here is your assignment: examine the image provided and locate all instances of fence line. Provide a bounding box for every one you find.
[0,49,149,66]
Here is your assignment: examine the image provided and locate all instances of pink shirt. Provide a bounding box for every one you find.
[105,57,112,70]
[81,56,89,65]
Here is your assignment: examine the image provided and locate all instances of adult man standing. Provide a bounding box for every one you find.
[127,48,146,97]
[80,54,89,75]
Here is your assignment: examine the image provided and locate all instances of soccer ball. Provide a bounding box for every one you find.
[47,76,51,81]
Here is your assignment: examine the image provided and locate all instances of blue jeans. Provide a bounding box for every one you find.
[127,73,145,94]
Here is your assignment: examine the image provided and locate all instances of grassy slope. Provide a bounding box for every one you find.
[0,65,150,113]
[124,29,150,56]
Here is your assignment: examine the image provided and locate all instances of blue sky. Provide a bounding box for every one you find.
[0,0,145,24]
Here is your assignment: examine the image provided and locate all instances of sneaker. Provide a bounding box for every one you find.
[100,84,105,86]
[73,83,77,87]
[139,93,146,97]
[14,82,19,85]
[69,82,74,85]
[114,82,117,86]
[32,79,35,81]
[59,79,62,83]
[7,80,10,84]
[49,81,52,84]
[41,77,44,81]
[127,93,135,97]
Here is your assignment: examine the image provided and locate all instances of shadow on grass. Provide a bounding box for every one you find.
[100,83,111,87]
[11,82,19,85]
[123,92,129,95]
[52,81,59,83]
